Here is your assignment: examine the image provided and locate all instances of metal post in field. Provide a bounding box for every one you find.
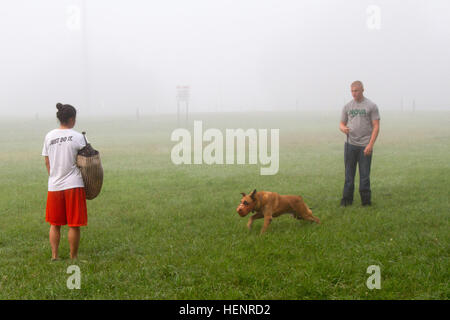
[176,85,190,127]
[177,100,180,127]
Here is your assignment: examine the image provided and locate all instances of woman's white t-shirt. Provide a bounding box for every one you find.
[42,129,86,191]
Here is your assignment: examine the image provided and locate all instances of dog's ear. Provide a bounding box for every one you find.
[240,192,246,198]
[250,189,257,200]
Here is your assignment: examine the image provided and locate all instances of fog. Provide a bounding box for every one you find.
[1,0,449,116]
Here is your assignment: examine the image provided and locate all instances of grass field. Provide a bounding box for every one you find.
[0,110,449,299]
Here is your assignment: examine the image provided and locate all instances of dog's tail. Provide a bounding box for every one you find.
[305,203,313,215]
[298,195,313,211]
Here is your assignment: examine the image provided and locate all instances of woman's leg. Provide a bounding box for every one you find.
[65,188,87,260]
[49,225,61,260]
[68,227,81,259]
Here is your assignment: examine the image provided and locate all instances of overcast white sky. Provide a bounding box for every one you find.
[1,0,449,115]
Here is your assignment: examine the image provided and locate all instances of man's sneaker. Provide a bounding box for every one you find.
[360,193,371,206]
[340,198,353,207]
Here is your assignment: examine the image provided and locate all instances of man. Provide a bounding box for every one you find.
[339,81,380,206]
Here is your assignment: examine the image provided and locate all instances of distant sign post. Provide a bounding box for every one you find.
[177,85,190,127]
[66,1,90,112]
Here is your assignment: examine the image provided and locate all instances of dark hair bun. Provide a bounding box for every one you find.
[55,103,77,125]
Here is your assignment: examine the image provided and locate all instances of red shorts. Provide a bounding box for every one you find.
[46,187,87,227]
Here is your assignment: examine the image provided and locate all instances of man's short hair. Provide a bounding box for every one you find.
[351,80,364,89]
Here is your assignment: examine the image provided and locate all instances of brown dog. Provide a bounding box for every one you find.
[236,189,320,234]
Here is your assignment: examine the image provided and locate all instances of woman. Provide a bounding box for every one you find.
[42,103,87,261]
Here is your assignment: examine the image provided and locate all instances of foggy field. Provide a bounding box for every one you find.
[0,111,449,299]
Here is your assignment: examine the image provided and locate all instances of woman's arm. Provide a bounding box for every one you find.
[44,156,50,175]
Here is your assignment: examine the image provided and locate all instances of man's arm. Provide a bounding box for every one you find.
[44,156,50,175]
[364,119,380,156]
[340,121,350,135]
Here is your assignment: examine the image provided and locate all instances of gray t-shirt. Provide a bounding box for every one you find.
[341,97,380,147]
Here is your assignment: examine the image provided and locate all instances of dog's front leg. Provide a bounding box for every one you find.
[260,214,273,235]
[247,213,263,230]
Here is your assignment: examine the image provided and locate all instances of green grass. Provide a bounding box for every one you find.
[0,110,449,299]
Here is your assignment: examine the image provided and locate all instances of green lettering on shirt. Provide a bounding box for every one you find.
[348,109,367,117]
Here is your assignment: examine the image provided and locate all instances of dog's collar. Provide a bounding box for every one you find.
[251,196,260,213]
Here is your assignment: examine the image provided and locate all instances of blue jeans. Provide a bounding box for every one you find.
[342,142,372,204]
